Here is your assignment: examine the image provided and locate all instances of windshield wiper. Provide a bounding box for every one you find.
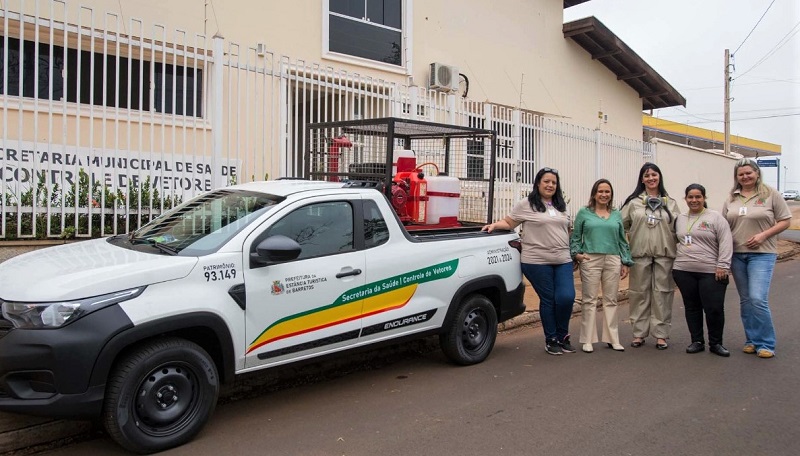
[129,237,179,256]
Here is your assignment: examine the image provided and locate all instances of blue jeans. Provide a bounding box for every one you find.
[730,252,777,352]
[521,262,576,342]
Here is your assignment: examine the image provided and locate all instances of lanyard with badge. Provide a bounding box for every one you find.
[684,209,705,246]
[546,202,557,217]
[738,194,752,216]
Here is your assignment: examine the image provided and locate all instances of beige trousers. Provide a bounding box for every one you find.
[628,256,675,339]
[579,254,622,345]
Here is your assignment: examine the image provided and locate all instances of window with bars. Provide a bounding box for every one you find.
[467,139,485,180]
[0,37,202,117]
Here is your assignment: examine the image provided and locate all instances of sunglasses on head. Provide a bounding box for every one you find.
[541,167,558,174]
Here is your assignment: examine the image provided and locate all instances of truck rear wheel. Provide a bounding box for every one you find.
[440,294,498,365]
[102,337,219,454]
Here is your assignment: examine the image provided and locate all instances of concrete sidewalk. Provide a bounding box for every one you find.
[1,239,799,454]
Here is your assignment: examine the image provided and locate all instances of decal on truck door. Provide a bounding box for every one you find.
[247,259,458,353]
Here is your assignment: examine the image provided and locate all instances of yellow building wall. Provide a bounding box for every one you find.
[9,0,647,137]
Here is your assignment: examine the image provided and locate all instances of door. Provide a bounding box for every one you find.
[243,196,365,369]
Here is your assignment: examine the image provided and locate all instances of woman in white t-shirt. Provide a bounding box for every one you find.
[483,167,575,356]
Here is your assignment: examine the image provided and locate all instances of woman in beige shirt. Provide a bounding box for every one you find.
[483,167,575,356]
[721,158,790,359]
[673,184,732,357]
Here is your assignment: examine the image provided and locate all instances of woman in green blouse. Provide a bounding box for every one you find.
[571,179,633,353]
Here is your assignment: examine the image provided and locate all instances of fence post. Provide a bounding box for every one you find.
[409,86,419,120]
[512,108,522,202]
[446,93,456,125]
[211,34,225,189]
[594,128,601,181]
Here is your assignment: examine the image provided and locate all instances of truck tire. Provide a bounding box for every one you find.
[102,337,219,454]
[439,294,498,365]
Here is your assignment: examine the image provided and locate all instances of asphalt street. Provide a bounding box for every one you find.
[37,258,800,456]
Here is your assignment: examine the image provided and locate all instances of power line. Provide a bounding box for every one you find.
[734,19,800,80]
[673,112,800,124]
[671,107,720,123]
[657,106,800,117]
[682,78,800,91]
[732,0,777,56]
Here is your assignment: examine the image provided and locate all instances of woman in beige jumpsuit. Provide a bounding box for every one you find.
[621,163,680,350]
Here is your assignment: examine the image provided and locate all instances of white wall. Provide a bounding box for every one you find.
[652,139,739,213]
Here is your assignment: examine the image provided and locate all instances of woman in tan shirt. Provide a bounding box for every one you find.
[483,167,575,356]
[673,184,732,357]
[721,158,790,359]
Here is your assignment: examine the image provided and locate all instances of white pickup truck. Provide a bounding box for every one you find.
[0,180,524,454]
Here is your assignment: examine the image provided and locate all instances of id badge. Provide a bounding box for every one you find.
[647,214,656,226]
[548,208,557,217]
[684,235,692,246]
[739,207,747,216]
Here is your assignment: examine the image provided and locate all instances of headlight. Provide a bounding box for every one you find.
[1,287,145,329]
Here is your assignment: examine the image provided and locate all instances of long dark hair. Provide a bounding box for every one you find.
[685,183,708,208]
[622,162,673,223]
[587,178,614,210]
[622,162,669,207]
[528,167,567,213]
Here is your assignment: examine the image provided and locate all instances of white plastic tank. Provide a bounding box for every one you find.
[425,175,460,224]
[392,149,417,175]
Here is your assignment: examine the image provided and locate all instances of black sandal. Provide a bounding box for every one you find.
[656,339,669,350]
[631,338,645,348]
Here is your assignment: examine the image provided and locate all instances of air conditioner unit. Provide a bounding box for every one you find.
[429,62,459,92]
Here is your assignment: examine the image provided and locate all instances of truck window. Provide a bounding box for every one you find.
[267,201,354,259]
[363,200,389,249]
[127,189,281,256]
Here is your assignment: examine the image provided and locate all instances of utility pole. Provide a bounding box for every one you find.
[724,49,731,155]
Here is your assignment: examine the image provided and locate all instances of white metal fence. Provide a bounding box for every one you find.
[0,0,654,240]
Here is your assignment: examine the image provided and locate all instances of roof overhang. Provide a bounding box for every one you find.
[563,17,686,110]
[564,1,591,8]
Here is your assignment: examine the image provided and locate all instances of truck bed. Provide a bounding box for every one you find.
[404,225,514,242]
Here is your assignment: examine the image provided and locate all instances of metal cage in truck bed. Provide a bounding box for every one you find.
[305,117,498,226]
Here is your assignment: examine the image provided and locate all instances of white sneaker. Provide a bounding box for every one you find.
[582,343,594,353]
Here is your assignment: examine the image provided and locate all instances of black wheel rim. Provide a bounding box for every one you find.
[133,362,202,437]
[461,308,489,352]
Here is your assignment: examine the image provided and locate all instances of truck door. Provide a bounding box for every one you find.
[357,199,448,343]
[243,196,366,369]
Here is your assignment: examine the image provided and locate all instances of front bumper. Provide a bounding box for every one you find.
[0,305,132,419]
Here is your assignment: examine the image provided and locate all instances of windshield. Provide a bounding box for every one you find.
[129,189,282,256]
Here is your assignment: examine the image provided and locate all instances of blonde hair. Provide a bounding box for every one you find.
[729,158,772,201]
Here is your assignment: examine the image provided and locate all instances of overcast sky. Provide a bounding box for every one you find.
[565,0,800,190]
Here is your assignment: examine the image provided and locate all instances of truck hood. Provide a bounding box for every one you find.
[0,238,198,302]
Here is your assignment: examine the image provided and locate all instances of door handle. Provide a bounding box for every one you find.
[336,268,362,278]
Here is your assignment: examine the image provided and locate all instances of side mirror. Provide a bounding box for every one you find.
[250,235,301,267]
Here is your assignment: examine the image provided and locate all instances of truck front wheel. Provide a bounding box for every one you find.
[102,337,220,454]
[440,294,498,365]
